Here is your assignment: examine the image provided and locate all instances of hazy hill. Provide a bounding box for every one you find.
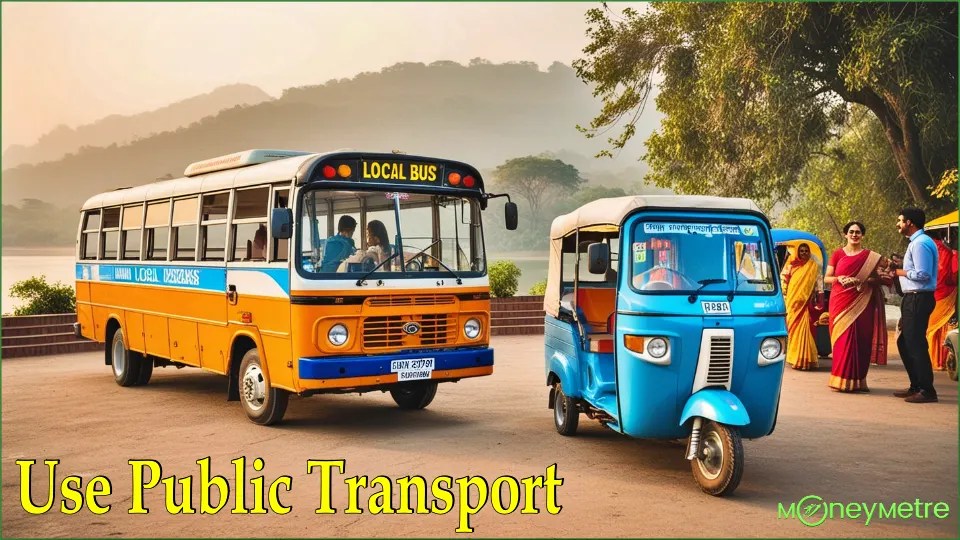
[2,84,274,169]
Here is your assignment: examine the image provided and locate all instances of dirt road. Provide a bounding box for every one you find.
[2,336,957,537]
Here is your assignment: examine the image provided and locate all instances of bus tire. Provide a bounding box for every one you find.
[390,382,437,409]
[110,328,142,387]
[239,348,288,425]
[136,356,154,386]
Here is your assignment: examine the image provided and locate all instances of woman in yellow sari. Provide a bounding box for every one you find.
[780,243,821,370]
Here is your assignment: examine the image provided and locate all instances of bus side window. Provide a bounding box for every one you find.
[172,196,199,261]
[201,192,229,261]
[145,201,171,261]
[100,207,121,260]
[121,204,144,260]
[80,210,100,260]
[231,186,269,262]
[273,187,289,262]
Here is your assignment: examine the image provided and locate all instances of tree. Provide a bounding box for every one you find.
[573,2,957,208]
[491,156,584,223]
[780,106,910,259]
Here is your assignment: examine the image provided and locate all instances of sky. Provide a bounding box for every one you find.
[2,2,648,150]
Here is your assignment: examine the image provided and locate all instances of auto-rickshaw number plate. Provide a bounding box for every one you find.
[391,358,435,381]
[702,301,731,315]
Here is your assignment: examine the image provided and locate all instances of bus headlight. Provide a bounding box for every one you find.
[647,337,668,359]
[759,337,783,363]
[328,324,349,347]
[464,318,481,340]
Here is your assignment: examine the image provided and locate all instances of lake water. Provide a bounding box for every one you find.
[0,250,549,313]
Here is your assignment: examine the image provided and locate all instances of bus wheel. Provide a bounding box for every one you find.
[239,349,288,426]
[136,356,154,386]
[553,383,579,436]
[390,382,437,409]
[690,420,744,497]
[111,328,142,387]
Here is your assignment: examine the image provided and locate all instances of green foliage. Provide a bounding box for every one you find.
[8,276,76,316]
[779,108,910,259]
[574,2,957,208]
[931,168,957,202]
[491,155,584,223]
[488,261,522,298]
[528,279,548,296]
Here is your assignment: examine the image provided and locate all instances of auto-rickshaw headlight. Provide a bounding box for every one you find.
[647,337,668,359]
[760,337,782,360]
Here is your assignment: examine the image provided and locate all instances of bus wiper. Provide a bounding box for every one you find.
[405,240,463,284]
[688,279,726,303]
[355,251,402,286]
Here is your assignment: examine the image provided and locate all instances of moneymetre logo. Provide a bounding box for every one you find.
[779,495,952,527]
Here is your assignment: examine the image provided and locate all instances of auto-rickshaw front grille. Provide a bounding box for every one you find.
[706,336,733,385]
[362,314,457,349]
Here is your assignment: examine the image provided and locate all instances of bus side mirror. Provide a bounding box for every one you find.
[271,208,293,239]
[588,242,609,275]
[505,202,518,231]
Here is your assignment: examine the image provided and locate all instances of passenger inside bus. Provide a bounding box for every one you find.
[250,224,267,260]
[319,215,357,272]
[340,220,394,272]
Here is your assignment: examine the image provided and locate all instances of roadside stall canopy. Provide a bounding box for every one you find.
[926,210,958,244]
[544,195,765,318]
[926,210,958,230]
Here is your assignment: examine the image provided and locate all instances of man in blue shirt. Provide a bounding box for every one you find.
[319,215,357,272]
[891,207,939,403]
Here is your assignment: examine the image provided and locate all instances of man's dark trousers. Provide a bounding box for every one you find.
[897,291,937,393]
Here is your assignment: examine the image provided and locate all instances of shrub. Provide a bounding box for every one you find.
[8,276,76,316]
[488,261,521,298]
[529,279,547,296]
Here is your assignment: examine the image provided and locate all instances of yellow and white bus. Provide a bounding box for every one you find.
[75,149,517,424]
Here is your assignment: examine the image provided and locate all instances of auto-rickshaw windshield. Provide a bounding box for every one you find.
[630,220,777,294]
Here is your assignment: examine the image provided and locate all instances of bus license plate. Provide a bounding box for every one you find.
[702,301,731,315]
[391,358,435,381]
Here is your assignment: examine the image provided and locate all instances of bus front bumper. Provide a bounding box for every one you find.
[297,347,494,390]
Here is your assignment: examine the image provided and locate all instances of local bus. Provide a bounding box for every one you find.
[74,149,517,425]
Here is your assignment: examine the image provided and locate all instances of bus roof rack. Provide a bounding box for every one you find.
[184,149,313,177]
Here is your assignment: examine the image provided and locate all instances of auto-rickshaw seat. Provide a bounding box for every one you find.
[576,288,616,333]
[587,333,614,353]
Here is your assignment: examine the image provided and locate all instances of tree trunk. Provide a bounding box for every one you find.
[853,88,931,206]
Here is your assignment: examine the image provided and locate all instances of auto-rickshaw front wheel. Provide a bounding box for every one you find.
[690,420,744,497]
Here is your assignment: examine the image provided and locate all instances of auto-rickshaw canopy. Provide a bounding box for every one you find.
[545,195,765,318]
[771,229,827,278]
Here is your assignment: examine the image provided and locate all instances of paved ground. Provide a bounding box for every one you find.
[2,336,957,538]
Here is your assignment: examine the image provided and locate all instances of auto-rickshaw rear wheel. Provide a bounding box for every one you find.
[946,348,958,382]
[690,420,744,497]
[553,383,579,436]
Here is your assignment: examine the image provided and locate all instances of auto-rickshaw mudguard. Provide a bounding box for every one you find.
[680,389,751,427]
[545,318,582,398]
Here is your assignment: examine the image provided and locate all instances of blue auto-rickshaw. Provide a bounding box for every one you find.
[543,195,787,496]
[772,229,832,358]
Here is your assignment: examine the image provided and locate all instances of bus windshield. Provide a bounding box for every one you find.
[629,220,777,295]
[298,189,485,278]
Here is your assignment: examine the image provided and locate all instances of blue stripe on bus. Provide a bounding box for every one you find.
[75,264,290,295]
[298,347,494,380]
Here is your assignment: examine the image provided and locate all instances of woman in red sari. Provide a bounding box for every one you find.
[824,221,892,392]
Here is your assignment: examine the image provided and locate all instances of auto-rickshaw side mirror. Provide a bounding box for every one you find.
[587,242,609,275]
[504,202,518,230]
